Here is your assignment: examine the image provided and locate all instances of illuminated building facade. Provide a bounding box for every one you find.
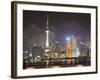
[32,45,44,62]
[66,36,80,58]
[71,36,80,57]
[66,37,72,58]
[79,41,90,57]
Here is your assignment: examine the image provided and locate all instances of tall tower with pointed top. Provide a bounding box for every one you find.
[45,14,50,48]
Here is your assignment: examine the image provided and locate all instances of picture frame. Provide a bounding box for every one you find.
[11,1,98,78]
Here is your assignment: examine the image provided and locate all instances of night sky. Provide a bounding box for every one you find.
[23,10,91,49]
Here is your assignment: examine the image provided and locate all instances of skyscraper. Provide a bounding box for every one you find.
[71,36,80,57]
[32,45,44,62]
[66,36,80,58]
[66,37,72,58]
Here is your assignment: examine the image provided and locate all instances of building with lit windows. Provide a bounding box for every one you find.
[66,37,72,58]
[71,36,80,57]
[32,45,44,62]
[66,36,80,58]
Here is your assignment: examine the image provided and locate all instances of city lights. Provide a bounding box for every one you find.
[23,13,91,69]
[23,30,90,69]
[46,30,50,48]
[66,37,70,41]
[80,42,88,47]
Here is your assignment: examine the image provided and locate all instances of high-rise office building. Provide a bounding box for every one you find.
[66,37,72,58]
[71,36,80,57]
[66,36,80,58]
[32,45,44,62]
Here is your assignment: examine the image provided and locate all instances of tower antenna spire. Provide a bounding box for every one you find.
[46,14,49,30]
[45,13,50,48]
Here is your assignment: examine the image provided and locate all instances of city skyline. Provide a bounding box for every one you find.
[23,10,91,69]
[23,10,91,49]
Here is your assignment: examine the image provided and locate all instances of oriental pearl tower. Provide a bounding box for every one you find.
[45,14,50,53]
